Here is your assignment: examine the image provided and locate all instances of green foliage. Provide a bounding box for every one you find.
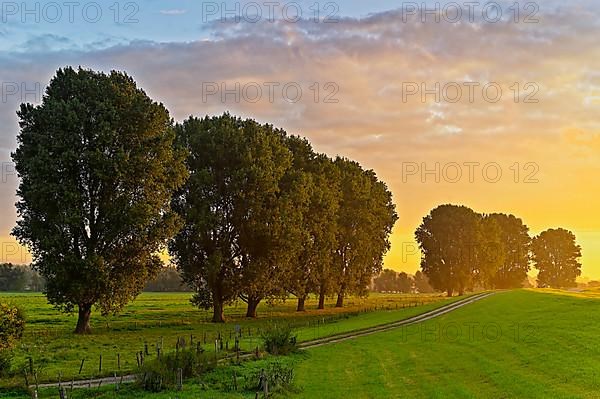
[283,138,341,310]
[0,303,25,351]
[0,264,45,292]
[144,267,190,292]
[248,361,295,392]
[170,114,305,321]
[416,206,535,295]
[333,157,398,305]
[12,67,188,333]
[262,324,298,355]
[171,114,398,320]
[416,204,483,296]
[0,302,25,375]
[485,213,531,289]
[137,349,215,392]
[374,270,413,293]
[533,228,582,288]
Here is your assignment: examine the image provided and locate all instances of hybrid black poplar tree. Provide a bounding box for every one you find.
[170,114,295,322]
[415,204,482,296]
[333,157,398,307]
[533,228,582,288]
[12,67,187,333]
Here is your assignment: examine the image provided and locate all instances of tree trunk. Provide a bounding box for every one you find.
[212,300,225,323]
[458,288,464,296]
[447,289,453,297]
[75,304,92,334]
[335,292,344,308]
[318,291,325,310]
[245,297,260,318]
[296,296,306,312]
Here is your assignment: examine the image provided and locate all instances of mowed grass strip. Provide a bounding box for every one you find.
[0,292,451,385]
[291,290,600,399]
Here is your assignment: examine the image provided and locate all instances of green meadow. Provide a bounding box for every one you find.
[291,289,600,398]
[3,290,598,398]
[0,292,450,388]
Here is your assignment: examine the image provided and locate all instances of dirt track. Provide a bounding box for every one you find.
[32,291,495,390]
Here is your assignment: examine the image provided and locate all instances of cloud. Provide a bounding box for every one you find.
[1,1,600,273]
[19,34,73,52]
[160,9,188,16]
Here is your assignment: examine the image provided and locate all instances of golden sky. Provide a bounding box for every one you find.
[0,3,599,278]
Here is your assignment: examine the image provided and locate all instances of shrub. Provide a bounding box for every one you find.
[0,302,25,375]
[261,324,298,355]
[137,349,216,392]
[0,303,25,351]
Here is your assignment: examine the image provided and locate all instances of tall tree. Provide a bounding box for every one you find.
[333,158,398,307]
[532,228,582,288]
[415,204,482,296]
[283,137,340,311]
[237,150,309,317]
[170,114,294,322]
[475,216,505,289]
[12,67,187,333]
[484,213,531,289]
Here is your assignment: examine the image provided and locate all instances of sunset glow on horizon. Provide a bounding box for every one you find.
[1,0,599,279]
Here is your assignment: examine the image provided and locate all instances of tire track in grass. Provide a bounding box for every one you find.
[33,292,495,390]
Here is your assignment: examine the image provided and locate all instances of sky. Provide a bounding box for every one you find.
[0,0,599,278]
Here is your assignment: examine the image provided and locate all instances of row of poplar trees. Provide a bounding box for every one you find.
[416,204,582,296]
[12,68,397,332]
[170,115,398,322]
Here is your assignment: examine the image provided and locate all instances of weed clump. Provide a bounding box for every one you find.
[136,349,215,392]
[261,324,298,355]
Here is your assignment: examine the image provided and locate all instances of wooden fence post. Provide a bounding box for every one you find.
[176,368,183,391]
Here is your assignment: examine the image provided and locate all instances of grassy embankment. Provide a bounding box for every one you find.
[0,292,453,387]
[5,290,600,398]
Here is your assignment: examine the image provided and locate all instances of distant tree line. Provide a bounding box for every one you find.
[144,268,191,292]
[11,67,397,331]
[0,262,191,293]
[416,204,582,296]
[373,270,435,294]
[0,264,45,292]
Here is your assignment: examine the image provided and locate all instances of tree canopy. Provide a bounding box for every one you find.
[170,114,397,321]
[415,204,482,296]
[533,228,582,288]
[485,213,531,289]
[416,204,582,294]
[12,67,188,333]
[373,269,413,293]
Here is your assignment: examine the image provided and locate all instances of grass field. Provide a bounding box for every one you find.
[291,290,600,398]
[0,291,451,387]
[4,289,598,398]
